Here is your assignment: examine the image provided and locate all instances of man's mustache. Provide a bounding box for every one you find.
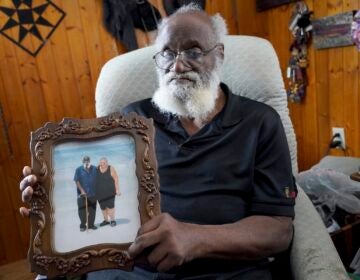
[164,72,200,84]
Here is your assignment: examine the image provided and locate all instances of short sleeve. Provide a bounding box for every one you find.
[73,168,80,182]
[250,110,297,217]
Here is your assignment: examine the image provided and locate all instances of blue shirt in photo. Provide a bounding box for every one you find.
[73,165,97,198]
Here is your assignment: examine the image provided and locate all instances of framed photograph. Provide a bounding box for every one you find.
[28,112,161,278]
[312,11,354,49]
[256,0,298,12]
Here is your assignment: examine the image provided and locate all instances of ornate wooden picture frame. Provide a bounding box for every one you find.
[28,112,161,278]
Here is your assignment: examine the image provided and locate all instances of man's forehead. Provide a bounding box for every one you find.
[158,13,214,48]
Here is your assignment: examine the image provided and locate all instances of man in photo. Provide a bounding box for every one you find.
[74,156,98,231]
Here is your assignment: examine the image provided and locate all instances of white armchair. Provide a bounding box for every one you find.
[95,35,349,280]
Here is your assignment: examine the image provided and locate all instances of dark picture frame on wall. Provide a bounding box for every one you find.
[28,112,161,278]
[312,11,354,49]
[256,0,298,12]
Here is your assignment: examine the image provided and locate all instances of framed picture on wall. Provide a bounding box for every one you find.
[256,0,298,12]
[312,11,354,49]
[28,112,161,278]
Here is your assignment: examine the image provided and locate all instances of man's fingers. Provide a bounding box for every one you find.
[146,242,168,267]
[19,175,37,191]
[137,213,173,236]
[128,231,161,258]
[136,216,162,236]
[156,255,179,273]
[22,166,32,177]
[19,207,31,217]
[22,186,33,202]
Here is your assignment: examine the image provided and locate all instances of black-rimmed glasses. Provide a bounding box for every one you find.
[153,44,221,70]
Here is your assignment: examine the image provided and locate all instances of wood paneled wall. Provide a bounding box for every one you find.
[0,0,359,265]
[235,0,360,171]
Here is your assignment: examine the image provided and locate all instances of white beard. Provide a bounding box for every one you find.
[152,69,220,121]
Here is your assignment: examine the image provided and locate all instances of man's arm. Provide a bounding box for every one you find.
[75,181,86,195]
[128,213,293,272]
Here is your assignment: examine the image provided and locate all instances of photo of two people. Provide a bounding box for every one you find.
[51,134,140,253]
[74,155,120,232]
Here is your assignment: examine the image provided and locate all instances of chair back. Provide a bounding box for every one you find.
[96,35,298,172]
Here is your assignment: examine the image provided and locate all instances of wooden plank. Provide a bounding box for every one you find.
[313,0,331,159]
[0,38,32,159]
[44,0,84,119]
[223,0,238,35]
[32,43,65,122]
[153,0,167,17]
[300,0,319,169]
[4,158,30,258]
[327,0,345,156]
[8,26,49,130]
[235,0,269,38]
[94,1,121,63]
[0,259,35,280]
[0,55,30,255]
[0,165,26,263]
[61,0,95,118]
[0,72,12,162]
[342,0,359,156]
[78,0,104,90]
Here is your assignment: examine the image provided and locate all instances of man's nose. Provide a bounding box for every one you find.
[171,56,190,73]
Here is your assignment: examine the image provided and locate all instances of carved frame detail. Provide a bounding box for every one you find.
[29,112,160,278]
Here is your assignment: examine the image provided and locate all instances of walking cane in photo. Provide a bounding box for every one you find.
[84,193,89,231]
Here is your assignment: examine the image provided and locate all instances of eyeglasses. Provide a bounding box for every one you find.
[153,44,221,70]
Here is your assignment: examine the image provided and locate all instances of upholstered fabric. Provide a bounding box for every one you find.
[95,35,349,280]
[292,187,349,280]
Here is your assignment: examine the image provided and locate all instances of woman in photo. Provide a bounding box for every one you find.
[96,157,120,227]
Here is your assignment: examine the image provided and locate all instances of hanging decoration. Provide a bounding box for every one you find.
[256,0,298,12]
[0,0,65,57]
[312,11,354,49]
[287,1,312,103]
[351,10,360,51]
[103,0,161,51]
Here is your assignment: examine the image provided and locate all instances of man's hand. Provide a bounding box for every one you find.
[128,213,203,272]
[129,214,293,272]
[19,166,37,217]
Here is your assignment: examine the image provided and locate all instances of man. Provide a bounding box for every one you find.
[74,156,98,231]
[20,4,296,279]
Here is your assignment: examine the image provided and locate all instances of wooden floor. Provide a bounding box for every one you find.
[0,259,36,280]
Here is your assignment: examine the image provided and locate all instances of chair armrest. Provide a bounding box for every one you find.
[291,186,350,280]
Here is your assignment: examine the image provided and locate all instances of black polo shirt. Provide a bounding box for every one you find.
[122,83,296,277]
[123,83,296,225]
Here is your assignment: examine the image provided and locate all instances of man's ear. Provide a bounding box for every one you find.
[217,43,224,61]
